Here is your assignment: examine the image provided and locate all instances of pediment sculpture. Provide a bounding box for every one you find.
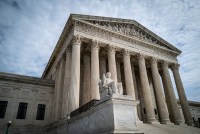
[99,72,123,99]
[87,20,162,46]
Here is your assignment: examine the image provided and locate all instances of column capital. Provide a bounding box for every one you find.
[108,45,116,53]
[161,61,169,68]
[91,40,100,50]
[136,53,145,61]
[170,63,180,71]
[123,49,131,57]
[66,46,72,53]
[149,57,157,65]
[72,35,82,46]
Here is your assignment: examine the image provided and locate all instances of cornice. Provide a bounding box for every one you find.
[0,72,54,87]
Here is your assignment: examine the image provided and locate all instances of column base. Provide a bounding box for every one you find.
[160,119,171,124]
[185,121,193,126]
[146,118,157,124]
[174,120,182,125]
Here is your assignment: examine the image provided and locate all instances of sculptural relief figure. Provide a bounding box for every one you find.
[99,72,123,99]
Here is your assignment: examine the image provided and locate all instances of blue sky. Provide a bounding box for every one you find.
[0,0,199,101]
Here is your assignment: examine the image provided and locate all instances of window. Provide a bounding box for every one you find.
[0,101,8,118]
[16,102,28,119]
[154,109,157,115]
[36,104,46,120]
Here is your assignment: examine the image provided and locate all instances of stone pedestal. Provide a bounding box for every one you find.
[68,94,142,134]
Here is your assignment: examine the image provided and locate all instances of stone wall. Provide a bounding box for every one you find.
[0,72,54,133]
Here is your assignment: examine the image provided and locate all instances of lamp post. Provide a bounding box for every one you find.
[6,121,11,134]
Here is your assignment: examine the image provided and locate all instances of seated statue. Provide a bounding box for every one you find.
[99,72,123,99]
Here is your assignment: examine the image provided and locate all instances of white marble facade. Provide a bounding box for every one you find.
[42,14,192,126]
[0,14,196,133]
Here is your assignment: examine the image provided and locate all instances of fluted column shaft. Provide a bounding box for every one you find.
[52,64,60,122]
[53,56,65,121]
[68,36,81,113]
[116,61,122,82]
[161,61,182,125]
[108,45,118,83]
[138,54,156,123]
[123,50,135,99]
[91,41,100,100]
[62,48,72,117]
[80,52,91,106]
[171,64,193,125]
[99,56,107,79]
[150,58,169,124]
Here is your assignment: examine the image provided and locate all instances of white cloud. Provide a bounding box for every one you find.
[0,0,199,101]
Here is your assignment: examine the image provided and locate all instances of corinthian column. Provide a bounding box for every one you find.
[150,57,169,124]
[161,61,182,125]
[91,40,100,100]
[137,54,156,123]
[108,45,118,83]
[123,50,135,99]
[80,51,91,106]
[99,51,107,79]
[116,58,122,82]
[171,64,193,126]
[68,35,81,113]
[52,62,60,122]
[62,47,72,117]
[53,56,65,121]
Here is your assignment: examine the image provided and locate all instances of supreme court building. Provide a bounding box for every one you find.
[0,14,200,134]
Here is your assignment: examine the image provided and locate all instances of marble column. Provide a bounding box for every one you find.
[108,45,118,83]
[81,51,91,105]
[53,56,65,121]
[116,59,122,82]
[171,64,193,125]
[62,47,72,117]
[52,64,60,122]
[91,41,100,100]
[132,65,142,121]
[150,57,170,124]
[161,61,182,125]
[99,54,107,79]
[137,54,156,123]
[160,71,174,123]
[68,35,81,113]
[123,50,135,99]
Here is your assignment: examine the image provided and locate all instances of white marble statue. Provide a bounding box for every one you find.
[99,72,123,99]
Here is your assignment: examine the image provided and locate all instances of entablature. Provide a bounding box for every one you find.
[74,20,178,63]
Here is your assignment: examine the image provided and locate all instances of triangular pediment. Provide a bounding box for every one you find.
[71,14,181,53]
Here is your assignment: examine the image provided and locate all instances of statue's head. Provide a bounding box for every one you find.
[106,72,111,78]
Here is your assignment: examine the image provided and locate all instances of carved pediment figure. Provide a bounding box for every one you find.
[99,72,123,99]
